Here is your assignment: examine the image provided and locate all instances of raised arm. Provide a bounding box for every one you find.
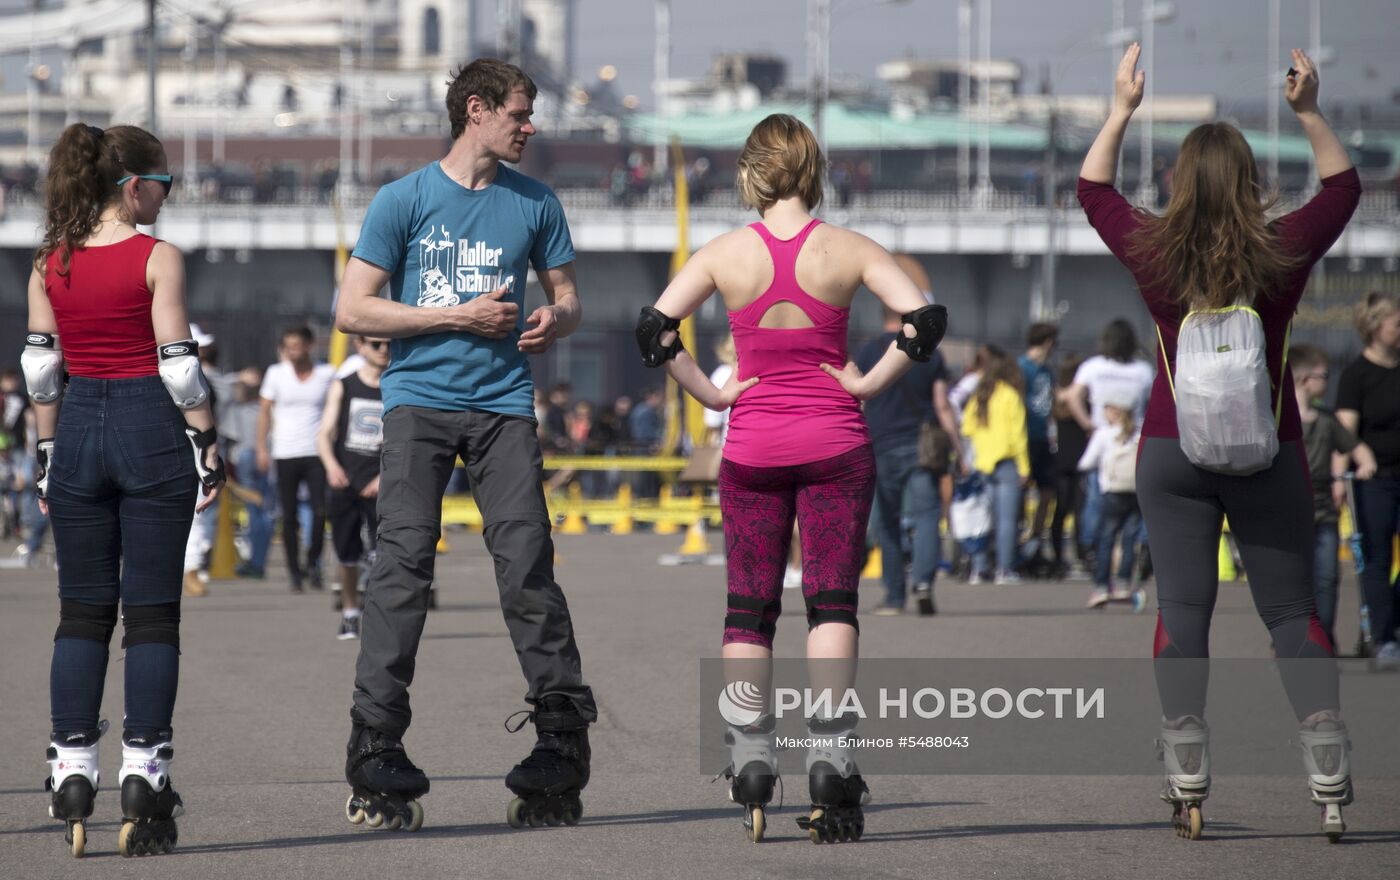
[1286,49,1352,179]
[1081,43,1144,184]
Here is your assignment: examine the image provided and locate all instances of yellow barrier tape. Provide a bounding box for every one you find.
[540,456,692,472]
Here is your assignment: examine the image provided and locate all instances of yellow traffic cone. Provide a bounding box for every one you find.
[208,495,237,580]
[611,483,634,536]
[653,485,679,535]
[861,546,882,580]
[1217,532,1236,582]
[679,517,710,555]
[559,482,588,535]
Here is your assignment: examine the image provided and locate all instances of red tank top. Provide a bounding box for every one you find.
[45,234,161,379]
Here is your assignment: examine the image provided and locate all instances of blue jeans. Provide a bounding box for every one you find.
[235,446,275,572]
[1081,469,1103,558]
[46,376,196,739]
[973,459,1022,574]
[1094,491,1141,588]
[1313,521,1340,651]
[1356,478,1400,647]
[873,444,941,606]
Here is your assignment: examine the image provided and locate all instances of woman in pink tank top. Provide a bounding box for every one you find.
[634,114,947,843]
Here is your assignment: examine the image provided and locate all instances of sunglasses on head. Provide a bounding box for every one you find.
[116,173,173,196]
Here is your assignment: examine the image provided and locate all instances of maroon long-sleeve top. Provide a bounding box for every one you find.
[1077,168,1361,442]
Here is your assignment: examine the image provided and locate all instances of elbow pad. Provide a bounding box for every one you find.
[158,340,210,410]
[896,304,949,363]
[20,332,65,403]
[635,307,684,368]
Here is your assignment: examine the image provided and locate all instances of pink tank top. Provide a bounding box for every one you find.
[722,219,869,467]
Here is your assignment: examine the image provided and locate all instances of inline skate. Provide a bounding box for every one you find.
[721,715,778,842]
[44,721,108,858]
[1299,710,1352,843]
[117,734,184,856]
[504,695,589,828]
[795,717,869,844]
[1157,716,1209,840]
[344,723,428,832]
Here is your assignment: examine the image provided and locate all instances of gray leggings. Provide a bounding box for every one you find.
[1137,437,1337,720]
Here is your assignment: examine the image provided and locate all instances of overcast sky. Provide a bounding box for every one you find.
[569,0,1399,114]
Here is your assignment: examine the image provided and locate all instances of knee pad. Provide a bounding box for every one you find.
[805,589,860,631]
[121,603,181,650]
[54,600,118,644]
[724,593,778,646]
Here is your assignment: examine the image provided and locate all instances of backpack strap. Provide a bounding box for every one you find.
[1155,322,1176,401]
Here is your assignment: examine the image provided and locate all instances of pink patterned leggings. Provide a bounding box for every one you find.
[718,444,876,649]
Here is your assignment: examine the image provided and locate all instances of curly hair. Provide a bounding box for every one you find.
[35,123,165,276]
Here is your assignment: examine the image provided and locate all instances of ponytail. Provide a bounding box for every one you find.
[35,123,166,276]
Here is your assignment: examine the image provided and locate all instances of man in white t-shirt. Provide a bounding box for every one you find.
[1065,318,1155,569]
[256,325,336,590]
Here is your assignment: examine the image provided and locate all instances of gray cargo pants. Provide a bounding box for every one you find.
[351,406,597,737]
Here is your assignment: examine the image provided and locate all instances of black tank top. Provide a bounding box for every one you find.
[334,372,384,490]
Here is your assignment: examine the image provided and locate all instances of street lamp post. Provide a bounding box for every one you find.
[1267,0,1280,185]
[973,0,992,207]
[957,0,972,199]
[1135,0,1174,208]
[807,0,830,153]
[653,0,669,174]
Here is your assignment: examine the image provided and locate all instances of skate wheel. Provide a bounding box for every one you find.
[386,814,402,831]
[70,821,85,859]
[118,821,136,858]
[544,809,561,827]
[346,794,366,825]
[747,806,765,843]
[507,797,527,829]
[365,810,384,828]
[403,800,424,833]
[806,808,826,844]
[1174,804,1202,840]
[562,802,581,826]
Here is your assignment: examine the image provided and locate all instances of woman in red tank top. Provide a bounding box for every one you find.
[24,123,222,858]
[634,114,948,845]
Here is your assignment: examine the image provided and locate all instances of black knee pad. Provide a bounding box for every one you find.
[724,593,779,644]
[121,602,181,650]
[805,589,860,631]
[54,600,118,644]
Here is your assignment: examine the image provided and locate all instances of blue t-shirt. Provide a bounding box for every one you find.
[352,162,576,418]
[1018,354,1054,442]
[855,331,948,454]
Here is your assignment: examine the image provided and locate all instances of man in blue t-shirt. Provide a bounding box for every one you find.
[855,300,963,616]
[335,59,595,826]
[1018,322,1059,561]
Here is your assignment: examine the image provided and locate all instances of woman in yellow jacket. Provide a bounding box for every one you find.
[961,345,1030,584]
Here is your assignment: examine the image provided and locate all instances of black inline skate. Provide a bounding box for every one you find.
[795,718,869,844]
[344,722,428,832]
[721,715,778,843]
[504,695,589,828]
[117,734,184,857]
[44,721,108,858]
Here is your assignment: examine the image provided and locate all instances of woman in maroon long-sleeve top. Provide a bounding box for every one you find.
[1079,45,1360,842]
